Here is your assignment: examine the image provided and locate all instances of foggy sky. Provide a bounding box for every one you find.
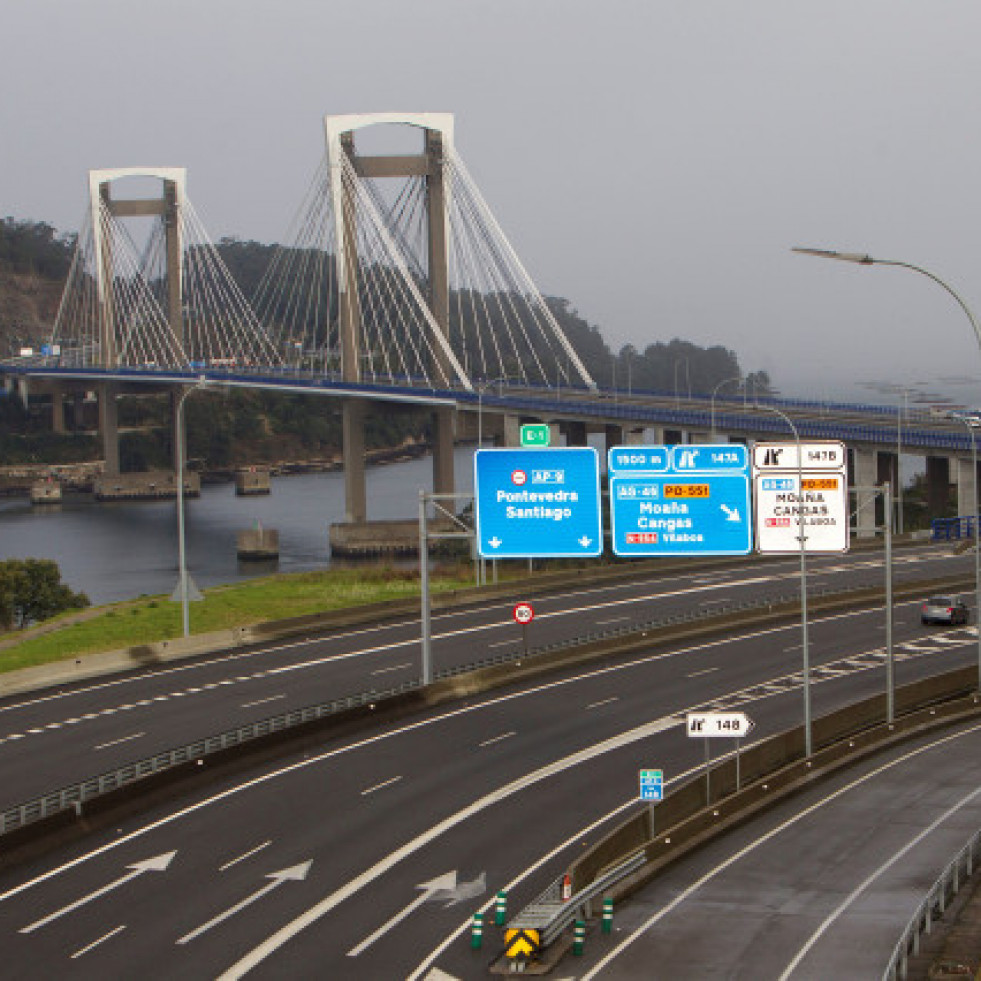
[4,1,981,403]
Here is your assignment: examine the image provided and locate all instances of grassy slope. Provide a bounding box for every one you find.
[0,566,478,674]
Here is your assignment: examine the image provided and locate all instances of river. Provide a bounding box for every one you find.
[0,448,478,605]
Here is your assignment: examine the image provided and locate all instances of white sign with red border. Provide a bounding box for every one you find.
[512,602,535,625]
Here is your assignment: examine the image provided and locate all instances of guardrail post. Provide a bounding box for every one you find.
[573,920,586,956]
[601,897,613,934]
[495,890,507,926]
[471,912,484,950]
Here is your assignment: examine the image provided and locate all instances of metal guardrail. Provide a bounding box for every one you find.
[508,851,646,949]
[882,827,981,980]
[0,578,898,839]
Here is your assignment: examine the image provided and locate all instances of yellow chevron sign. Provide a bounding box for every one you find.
[505,928,540,958]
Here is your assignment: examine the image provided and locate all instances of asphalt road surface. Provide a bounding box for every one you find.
[0,543,969,811]
[570,722,981,980]
[0,561,978,978]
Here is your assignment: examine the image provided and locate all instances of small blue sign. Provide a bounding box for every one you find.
[609,444,752,557]
[639,768,664,802]
[474,448,602,559]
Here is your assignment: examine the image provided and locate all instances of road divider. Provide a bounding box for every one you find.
[0,572,974,861]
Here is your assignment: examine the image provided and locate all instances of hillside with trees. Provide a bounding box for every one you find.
[0,219,772,470]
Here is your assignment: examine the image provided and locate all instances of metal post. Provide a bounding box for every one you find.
[175,377,206,638]
[884,481,894,724]
[735,737,742,793]
[755,403,811,756]
[952,414,981,692]
[419,491,432,685]
[176,398,189,638]
[703,737,711,804]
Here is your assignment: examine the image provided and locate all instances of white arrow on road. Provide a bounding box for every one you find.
[21,851,177,934]
[176,861,312,945]
[720,505,742,522]
[347,871,457,957]
[439,871,486,907]
[487,537,502,549]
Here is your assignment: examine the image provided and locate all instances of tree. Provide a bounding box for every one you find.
[0,558,89,630]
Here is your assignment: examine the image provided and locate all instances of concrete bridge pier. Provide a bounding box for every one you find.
[50,387,66,434]
[432,407,455,497]
[850,447,878,539]
[956,455,980,520]
[562,420,588,447]
[99,382,120,476]
[926,455,952,521]
[876,451,899,529]
[342,398,367,523]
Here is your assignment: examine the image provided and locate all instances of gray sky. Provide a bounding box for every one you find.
[5,0,981,402]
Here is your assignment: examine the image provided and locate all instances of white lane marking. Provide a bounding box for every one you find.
[239,695,286,710]
[778,781,981,979]
[586,697,619,710]
[596,616,631,625]
[0,600,951,907]
[784,644,802,652]
[361,776,403,796]
[371,662,413,675]
[219,841,272,872]
[578,723,981,980]
[70,924,127,960]
[93,732,145,751]
[217,715,683,980]
[686,667,719,678]
[478,732,516,748]
[699,599,730,606]
[488,640,514,649]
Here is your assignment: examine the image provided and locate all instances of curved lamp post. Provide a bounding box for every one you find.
[794,247,981,691]
[710,375,743,439]
[950,412,981,687]
[175,376,208,637]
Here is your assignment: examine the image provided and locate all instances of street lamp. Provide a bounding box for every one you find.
[791,248,981,354]
[710,375,743,439]
[175,375,208,638]
[753,401,813,757]
[795,247,981,693]
[949,412,981,691]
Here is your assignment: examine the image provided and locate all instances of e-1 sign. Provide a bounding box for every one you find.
[686,712,755,738]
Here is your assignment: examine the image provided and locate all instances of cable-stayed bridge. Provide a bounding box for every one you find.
[2,113,979,547]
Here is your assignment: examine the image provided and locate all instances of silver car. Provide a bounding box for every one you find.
[921,595,970,626]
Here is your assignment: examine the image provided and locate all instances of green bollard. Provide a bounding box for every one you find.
[573,919,586,956]
[495,890,507,926]
[471,912,484,950]
[602,897,613,934]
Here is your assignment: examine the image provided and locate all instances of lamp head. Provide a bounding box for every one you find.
[792,247,875,265]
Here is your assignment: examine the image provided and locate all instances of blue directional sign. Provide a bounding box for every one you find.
[474,448,602,559]
[609,444,752,557]
[639,768,664,802]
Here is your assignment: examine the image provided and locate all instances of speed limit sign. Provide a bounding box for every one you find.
[512,602,535,625]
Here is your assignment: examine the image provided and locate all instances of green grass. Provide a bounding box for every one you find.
[0,566,479,675]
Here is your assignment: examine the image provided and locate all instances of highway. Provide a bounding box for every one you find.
[572,721,981,980]
[0,551,977,978]
[0,543,970,810]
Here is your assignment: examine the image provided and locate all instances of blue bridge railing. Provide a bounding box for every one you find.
[932,515,981,541]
